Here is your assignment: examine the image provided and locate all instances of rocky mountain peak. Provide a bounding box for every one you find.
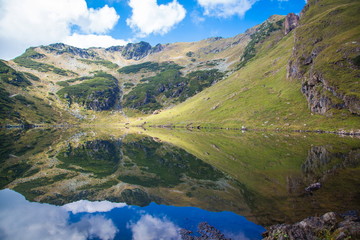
[41,43,98,59]
[121,41,165,60]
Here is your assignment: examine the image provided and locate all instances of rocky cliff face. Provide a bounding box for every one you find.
[104,42,165,60]
[121,42,163,60]
[84,86,120,111]
[287,0,360,115]
[284,13,299,35]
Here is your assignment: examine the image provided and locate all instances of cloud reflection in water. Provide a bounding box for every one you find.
[0,189,117,240]
[0,189,264,240]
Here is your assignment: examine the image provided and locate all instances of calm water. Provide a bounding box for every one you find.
[0,127,359,240]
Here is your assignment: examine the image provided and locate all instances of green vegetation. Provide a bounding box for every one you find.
[123,82,135,89]
[0,87,14,119]
[79,58,119,69]
[57,76,94,87]
[290,0,360,104]
[13,48,70,76]
[123,69,184,112]
[118,61,183,74]
[0,163,31,188]
[186,51,194,57]
[140,4,359,131]
[57,72,119,110]
[23,72,40,81]
[57,140,121,178]
[0,61,32,87]
[14,174,69,200]
[118,136,224,187]
[238,18,284,69]
[179,69,224,102]
[123,69,224,113]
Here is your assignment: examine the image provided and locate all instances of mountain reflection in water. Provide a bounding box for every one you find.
[0,127,359,239]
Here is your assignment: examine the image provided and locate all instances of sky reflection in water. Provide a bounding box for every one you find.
[0,189,265,240]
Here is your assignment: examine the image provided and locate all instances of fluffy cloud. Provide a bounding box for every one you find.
[197,0,257,18]
[62,199,127,214]
[63,34,128,49]
[76,5,120,34]
[129,214,180,240]
[0,189,118,240]
[0,0,121,60]
[126,0,186,37]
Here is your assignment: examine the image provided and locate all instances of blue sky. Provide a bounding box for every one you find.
[0,0,306,60]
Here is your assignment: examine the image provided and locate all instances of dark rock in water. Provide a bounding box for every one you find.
[180,222,230,240]
[262,211,360,240]
[284,13,299,35]
[305,182,321,192]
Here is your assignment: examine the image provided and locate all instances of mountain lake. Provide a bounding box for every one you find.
[0,127,359,240]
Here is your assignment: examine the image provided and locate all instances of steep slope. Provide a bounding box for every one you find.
[288,0,360,115]
[138,0,360,132]
[0,61,76,125]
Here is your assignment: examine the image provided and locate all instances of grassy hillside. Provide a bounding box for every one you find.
[0,61,76,125]
[289,0,360,115]
[57,72,120,111]
[135,3,359,132]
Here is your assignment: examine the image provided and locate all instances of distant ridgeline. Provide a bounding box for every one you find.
[0,0,358,131]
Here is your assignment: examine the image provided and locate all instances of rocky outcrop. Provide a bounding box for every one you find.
[105,45,124,53]
[287,0,360,115]
[181,222,230,240]
[42,43,98,59]
[262,211,360,240]
[84,86,120,111]
[120,41,164,60]
[284,13,299,35]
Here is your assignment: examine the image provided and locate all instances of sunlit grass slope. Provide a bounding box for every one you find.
[138,28,359,131]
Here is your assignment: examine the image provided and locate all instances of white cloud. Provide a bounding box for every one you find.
[129,214,180,240]
[126,0,186,37]
[0,189,118,240]
[64,34,128,48]
[197,0,257,18]
[62,199,127,214]
[0,0,122,60]
[76,5,120,34]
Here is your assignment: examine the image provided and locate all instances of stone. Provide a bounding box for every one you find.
[284,13,299,35]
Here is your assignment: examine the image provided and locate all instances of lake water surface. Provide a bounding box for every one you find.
[0,127,359,239]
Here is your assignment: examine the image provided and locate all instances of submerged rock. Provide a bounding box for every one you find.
[180,222,230,240]
[262,211,360,240]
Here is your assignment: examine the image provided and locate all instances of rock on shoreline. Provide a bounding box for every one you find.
[262,211,360,240]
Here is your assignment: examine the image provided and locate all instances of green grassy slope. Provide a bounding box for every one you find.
[137,4,359,132]
[0,61,76,125]
[289,0,360,115]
